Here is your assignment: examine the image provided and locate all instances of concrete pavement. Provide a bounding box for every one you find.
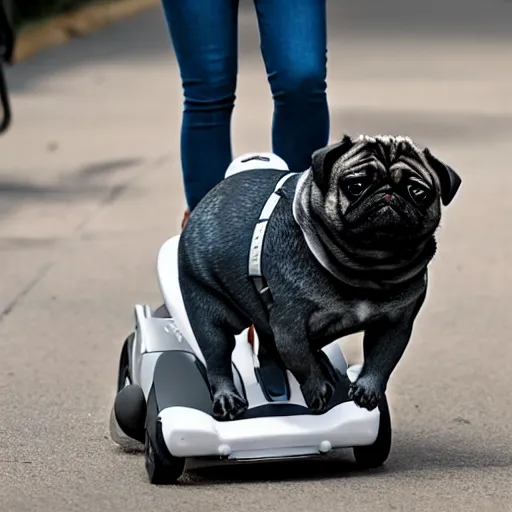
[0,1,511,510]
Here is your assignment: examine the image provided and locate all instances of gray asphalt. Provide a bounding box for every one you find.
[1,1,511,511]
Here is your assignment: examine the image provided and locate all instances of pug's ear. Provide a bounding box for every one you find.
[423,148,462,206]
[311,134,355,192]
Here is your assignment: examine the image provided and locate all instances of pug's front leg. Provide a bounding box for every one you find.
[349,310,417,411]
[270,309,335,413]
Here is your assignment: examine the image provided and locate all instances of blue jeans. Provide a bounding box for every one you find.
[161,0,329,210]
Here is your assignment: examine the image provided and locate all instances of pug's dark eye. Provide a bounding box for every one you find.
[345,180,368,198]
[407,184,430,204]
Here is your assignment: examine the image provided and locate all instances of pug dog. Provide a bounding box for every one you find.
[178,134,461,421]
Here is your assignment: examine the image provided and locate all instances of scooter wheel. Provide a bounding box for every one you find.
[117,333,135,392]
[145,430,185,485]
[352,395,392,469]
[113,384,146,444]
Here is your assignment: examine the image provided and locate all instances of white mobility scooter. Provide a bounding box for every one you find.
[109,154,392,485]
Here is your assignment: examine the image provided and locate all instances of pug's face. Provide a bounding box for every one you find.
[311,135,461,251]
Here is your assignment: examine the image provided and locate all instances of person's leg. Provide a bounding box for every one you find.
[254,0,329,173]
[161,0,239,211]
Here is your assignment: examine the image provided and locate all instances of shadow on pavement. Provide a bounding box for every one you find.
[179,433,511,485]
[331,107,512,147]
[328,0,512,39]
[0,156,144,218]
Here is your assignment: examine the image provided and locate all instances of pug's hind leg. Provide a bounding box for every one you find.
[195,321,249,421]
[270,309,335,413]
[183,288,249,421]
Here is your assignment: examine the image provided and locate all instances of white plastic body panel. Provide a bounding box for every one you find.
[160,400,379,460]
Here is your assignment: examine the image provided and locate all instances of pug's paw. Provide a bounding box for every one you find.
[301,374,335,414]
[212,389,248,421]
[348,377,382,411]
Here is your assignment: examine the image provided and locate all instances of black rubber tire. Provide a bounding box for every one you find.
[117,333,135,392]
[145,430,185,485]
[353,395,392,469]
[113,384,147,444]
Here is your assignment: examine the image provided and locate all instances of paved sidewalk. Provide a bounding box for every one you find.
[0,1,511,511]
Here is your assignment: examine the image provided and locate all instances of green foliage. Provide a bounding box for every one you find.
[12,0,97,27]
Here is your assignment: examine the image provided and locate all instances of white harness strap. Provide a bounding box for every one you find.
[248,172,298,307]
